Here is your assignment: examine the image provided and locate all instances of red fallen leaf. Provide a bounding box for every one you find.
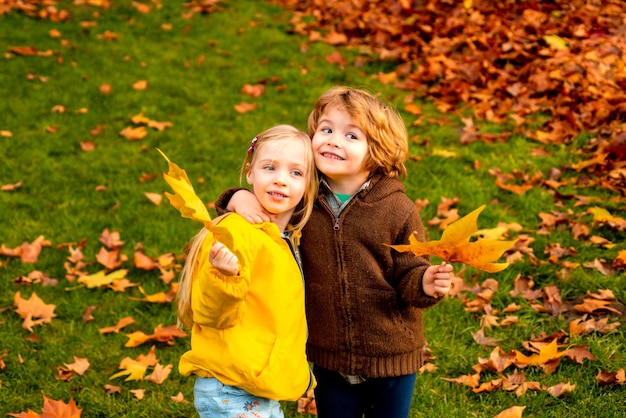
[99,316,136,334]
[96,247,128,270]
[145,192,162,205]
[134,251,157,270]
[404,103,422,115]
[565,345,596,364]
[20,235,51,264]
[145,363,172,384]
[132,80,148,90]
[158,266,176,285]
[80,140,95,152]
[325,50,346,66]
[124,324,187,347]
[296,389,317,415]
[103,384,121,395]
[61,356,90,376]
[82,305,95,323]
[119,126,148,140]
[418,362,437,374]
[138,172,158,182]
[99,228,125,249]
[98,29,117,40]
[472,378,502,393]
[596,368,625,386]
[474,347,516,373]
[471,328,502,347]
[241,83,265,97]
[441,373,481,388]
[493,406,526,418]
[129,284,177,303]
[234,102,256,113]
[14,291,57,332]
[324,30,347,45]
[546,381,576,397]
[1,181,22,191]
[147,119,172,131]
[130,389,145,400]
[10,46,39,55]
[572,298,621,315]
[171,392,186,403]
[14,270,58,286]
[132,2,150,13]
[99,84,111,94]
[569,317,621,336]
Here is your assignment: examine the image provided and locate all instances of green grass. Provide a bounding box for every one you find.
[1,1,625,417]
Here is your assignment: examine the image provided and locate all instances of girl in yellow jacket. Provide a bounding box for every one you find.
[175,125,318,418]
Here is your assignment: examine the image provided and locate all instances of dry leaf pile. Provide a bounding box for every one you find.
[272,0,626,196]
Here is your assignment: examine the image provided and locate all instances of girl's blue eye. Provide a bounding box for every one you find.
[291,170,303,177]
[263,165,275,171]
[347,133,357,140]
[321,127,332,134]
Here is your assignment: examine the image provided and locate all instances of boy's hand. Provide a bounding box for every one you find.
[422,262,453,298]
[209,242,239,276]
[228,190,275,224]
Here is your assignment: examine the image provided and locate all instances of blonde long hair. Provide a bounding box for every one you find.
[176,125,318,328]
[307,86,409,179]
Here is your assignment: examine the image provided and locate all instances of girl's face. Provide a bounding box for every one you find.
[311,105,370,194]
[246,138,309,221]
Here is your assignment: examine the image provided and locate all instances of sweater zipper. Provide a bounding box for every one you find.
[328,204,353,369]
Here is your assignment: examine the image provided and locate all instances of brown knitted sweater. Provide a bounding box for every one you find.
[215,173,440,378]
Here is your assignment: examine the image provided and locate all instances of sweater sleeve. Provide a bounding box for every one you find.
[393,200,440,309]
[190,235,251,329]
[214,187,248,216]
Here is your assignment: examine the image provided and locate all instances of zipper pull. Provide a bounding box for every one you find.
[334,217,340,230]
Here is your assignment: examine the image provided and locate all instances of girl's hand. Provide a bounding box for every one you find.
[422,262,453,298]
[228,190,275,224]
[209,242,239,276]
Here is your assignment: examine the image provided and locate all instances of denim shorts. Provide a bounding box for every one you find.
[194,377,284,418]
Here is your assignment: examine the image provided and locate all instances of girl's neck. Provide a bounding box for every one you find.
[272,209,294,232]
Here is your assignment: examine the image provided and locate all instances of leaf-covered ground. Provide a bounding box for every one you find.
[1,1,625,417]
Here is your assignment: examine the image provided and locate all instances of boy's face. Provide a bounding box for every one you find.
[310,105,370,193]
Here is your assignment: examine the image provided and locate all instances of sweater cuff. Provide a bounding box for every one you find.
[214,187,248,215]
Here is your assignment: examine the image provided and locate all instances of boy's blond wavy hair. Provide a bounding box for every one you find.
[175,125,317,329]
[307,86,409,179]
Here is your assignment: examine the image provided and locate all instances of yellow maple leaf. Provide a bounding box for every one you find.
[389,204,517,273]
[77,269,128,288]
[158,149,234,248]
[110,346,157,381]
[109,357,149,381]
[158,149,212,227]
[513,339,569,366]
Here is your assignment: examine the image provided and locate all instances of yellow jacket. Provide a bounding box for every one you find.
[179,213,315,401]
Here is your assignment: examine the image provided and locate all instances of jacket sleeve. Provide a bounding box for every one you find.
[392,199,440,309]
[214,187,248,216]
[190,238,251,329]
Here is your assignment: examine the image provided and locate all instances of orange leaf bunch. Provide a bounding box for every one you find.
[389,205,517,273]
